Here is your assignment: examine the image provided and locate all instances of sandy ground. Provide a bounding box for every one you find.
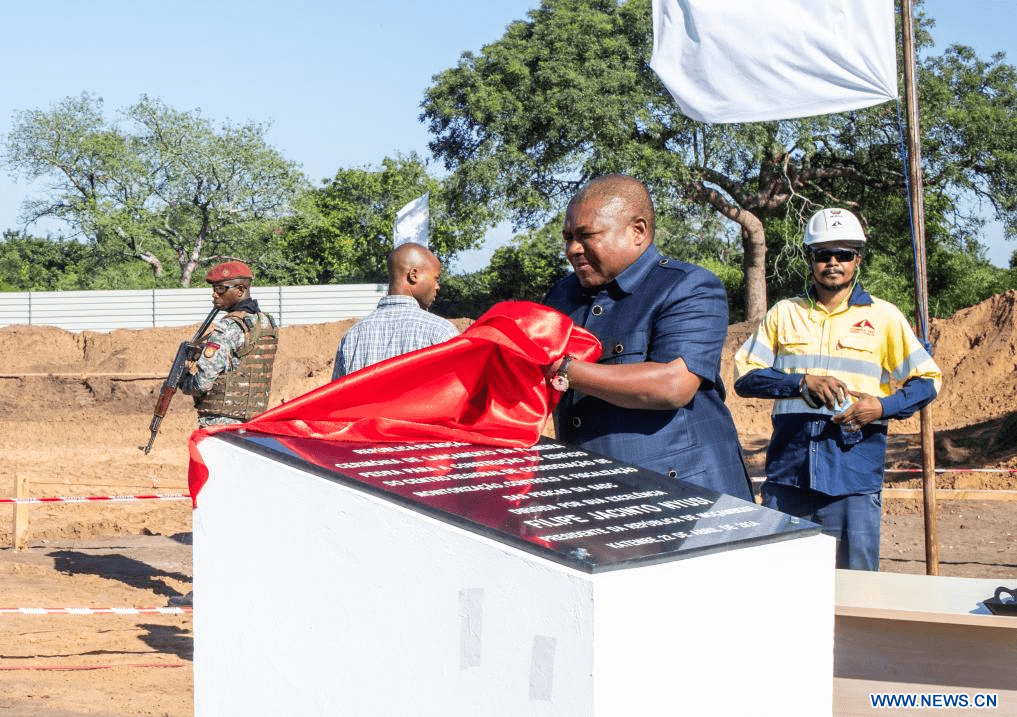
[2,293,1016,716]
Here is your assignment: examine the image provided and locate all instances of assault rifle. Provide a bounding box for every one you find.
[143,307,220,454]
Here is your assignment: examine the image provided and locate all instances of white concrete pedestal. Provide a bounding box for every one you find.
[193,435,835,717]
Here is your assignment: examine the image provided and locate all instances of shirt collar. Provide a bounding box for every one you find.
[231,297,261,314]
[378,294,423,309]
[806,281,873,308]
[577,244,662,299]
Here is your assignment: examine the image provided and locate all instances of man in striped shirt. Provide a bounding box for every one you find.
[332,244,458,379]
[734,208,941,570]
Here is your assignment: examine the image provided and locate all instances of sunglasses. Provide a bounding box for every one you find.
[811,249,857,263]
[212,282,244,295]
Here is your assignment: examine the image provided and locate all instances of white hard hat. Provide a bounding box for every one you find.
[804,208,866,249]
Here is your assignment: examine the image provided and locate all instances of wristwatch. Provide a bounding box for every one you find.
[550,355,574,392]
[799,375,821,409]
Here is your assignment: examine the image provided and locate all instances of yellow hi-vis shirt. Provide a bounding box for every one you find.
[734,291,942,421]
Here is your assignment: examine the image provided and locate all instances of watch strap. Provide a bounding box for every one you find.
[550,355,574,392]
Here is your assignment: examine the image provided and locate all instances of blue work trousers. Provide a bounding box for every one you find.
[760,483,882,571]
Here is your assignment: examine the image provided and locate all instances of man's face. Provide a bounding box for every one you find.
[412,256,442,309]
[809,246,861,292]
[212,282,246,311]
[562,196,646,288]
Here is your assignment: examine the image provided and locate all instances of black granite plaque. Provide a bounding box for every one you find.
[220,432,820,573]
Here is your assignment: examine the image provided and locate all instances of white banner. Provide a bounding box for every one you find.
[393,193,430,248]
[650,0,898,123]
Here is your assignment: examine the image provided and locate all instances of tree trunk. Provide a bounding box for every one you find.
[689,182,769,321]
[139,251,163,278]
[180,260,197,288]
[740,215,768,321]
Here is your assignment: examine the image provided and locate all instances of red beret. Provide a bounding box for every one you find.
[205,261,253,283]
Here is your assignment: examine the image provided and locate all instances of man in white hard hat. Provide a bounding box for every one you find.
[733,208,942,570]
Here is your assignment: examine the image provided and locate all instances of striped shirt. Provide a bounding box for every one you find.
[332,294,458,380]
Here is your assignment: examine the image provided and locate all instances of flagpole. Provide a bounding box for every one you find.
[900,0,939,575]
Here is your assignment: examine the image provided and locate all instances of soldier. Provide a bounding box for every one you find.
[179,261,279,427]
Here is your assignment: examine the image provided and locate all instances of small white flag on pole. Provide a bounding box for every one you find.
[650,0,898,124]
[393,193,430,248]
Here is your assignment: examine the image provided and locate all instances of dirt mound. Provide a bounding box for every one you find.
[2,292,1016,545]
[3,290,1016,455]
[927,289,1017,427]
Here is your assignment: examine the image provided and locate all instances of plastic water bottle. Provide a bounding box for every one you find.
[834,396,863,446]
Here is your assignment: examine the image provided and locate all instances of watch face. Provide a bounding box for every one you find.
[550,374,569,392]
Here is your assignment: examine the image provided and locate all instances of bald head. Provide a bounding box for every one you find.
[569,174,656,240]
[388,243,443,309]
[562,175,656,288]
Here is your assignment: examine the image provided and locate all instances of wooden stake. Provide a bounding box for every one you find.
[900,0,939,575]
[13,475,29,551]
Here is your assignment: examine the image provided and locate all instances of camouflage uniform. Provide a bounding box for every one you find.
[180,307,278,427]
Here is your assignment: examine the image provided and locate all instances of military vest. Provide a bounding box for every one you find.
[196,311,278,421]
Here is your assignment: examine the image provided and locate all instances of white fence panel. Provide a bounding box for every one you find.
[275,284,386,325]
[0,292,30,325]
[26,290,157,332]
[153,288,219,327]
[0,284,387,332]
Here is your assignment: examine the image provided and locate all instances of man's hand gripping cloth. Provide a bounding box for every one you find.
[187,301,602,506]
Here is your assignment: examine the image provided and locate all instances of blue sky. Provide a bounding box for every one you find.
[1,0,1016,271]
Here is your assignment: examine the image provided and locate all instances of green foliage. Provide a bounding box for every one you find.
[484,223,571,303]
[434,223,571,318]
[2,93,309,286]
[280,155,485,284]
[421,0,1017,319]
[0,231,98,290]
[0,230,184,291]
[422,0,675,223]
[925,243,1016,318]
[432,271,495,319]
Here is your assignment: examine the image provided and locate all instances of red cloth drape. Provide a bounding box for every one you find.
[187,300,601,506]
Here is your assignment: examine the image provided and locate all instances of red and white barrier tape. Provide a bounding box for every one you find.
[885,467,1017,474]
[3,469,1014,502]
[751,467,1017,482]
[0,606,192,615]
[0,662,187,671]
[0,493,190,505]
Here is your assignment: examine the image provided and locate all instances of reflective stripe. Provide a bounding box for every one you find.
[734,292,941,400]
[772,353,884,382]
[772,397,888,424]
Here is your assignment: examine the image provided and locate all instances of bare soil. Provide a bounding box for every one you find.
[2,294,1016,716]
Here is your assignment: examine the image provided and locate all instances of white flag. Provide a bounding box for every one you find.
[393,193,430,248]
[650,0,898,124]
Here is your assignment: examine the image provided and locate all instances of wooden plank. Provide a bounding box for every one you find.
[0,373,163,379]
[835,616,1017,693]
[833,570,1017,714]
[884,488,1017,502]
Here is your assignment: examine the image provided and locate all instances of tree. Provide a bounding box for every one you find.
[421,0,1017,319]
[0,231,97,291]
[2,93,308,286]
[279,154,486,284]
